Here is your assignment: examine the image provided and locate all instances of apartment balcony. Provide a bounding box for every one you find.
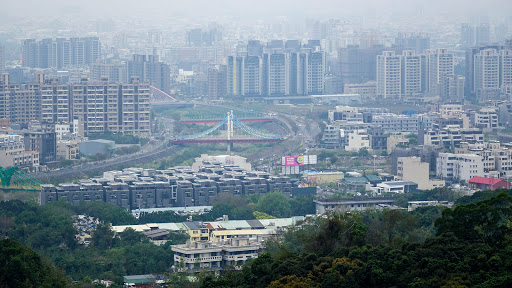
[174,255,222,264]
[223,253,259,261]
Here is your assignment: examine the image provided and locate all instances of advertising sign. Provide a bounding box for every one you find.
[285,156,305,166]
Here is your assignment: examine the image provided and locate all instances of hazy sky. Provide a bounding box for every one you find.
[3,0,512,20]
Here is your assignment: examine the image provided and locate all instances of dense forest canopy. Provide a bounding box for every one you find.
[1,189,512,287]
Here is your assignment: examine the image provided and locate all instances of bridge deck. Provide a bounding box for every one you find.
[173,139,283,144]
[181,118,273,124]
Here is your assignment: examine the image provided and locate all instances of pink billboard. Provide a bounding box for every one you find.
[285,156,305,166]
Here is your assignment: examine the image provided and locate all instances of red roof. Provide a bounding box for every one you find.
[468,176,503,185]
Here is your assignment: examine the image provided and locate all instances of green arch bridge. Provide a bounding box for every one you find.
[0,166,42,191]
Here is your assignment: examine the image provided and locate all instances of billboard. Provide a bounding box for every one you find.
[282,155,317,167]
[284,156,305,166]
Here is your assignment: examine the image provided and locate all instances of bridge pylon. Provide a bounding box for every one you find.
[173,111,283,146]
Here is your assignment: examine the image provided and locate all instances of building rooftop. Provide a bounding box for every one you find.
[339,177,370,183]
[468,176,504,185]
[83,139,115,144]
[379,181,417,187]
[183,221,207,230]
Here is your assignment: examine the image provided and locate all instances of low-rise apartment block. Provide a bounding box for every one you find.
[0,134,40,169]
[57,140,80,160]
[436,153,484,182]
[422,127,484,149]
[397,157,445,190]
[41,162,293,209]
[314,197,396,214]
[172,238,262,273]
[455,141,512,177]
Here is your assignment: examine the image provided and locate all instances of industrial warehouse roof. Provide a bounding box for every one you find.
[130,206,212,214]
[123,274,156,284]
[378,181,417,187]
[217,220,253,230]
[143,229,170,239]
[158,223,186,231]
[365,175,382,182]
[111,224,157,233]
[246,219,265,229]
[112,216,305,233]
[211,229,275,236]
[339,177,370,183]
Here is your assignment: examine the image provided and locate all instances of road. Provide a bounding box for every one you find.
[247,110,322,169]
[34,143,183,183]
[34,102,322,182]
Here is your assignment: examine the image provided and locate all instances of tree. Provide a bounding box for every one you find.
[407,133,418,145]
[268,275,319,288]
[76,201,136,225]
[138,211,187,224]
[0,238,69,288]
[366,209,417,246]
[205,193,256,220]
[290,196,316,216]
[256,192,291,218]
[118,228,145,246]
[435,191,512,247]
[91,223,116,250]
[253,211,276,219]
[358,147,369,157]
[168,231,190,245]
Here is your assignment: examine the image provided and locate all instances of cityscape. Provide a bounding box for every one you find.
[1,0,512,287]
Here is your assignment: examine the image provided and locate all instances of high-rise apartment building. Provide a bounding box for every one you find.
[22,39,38,68]
[474,49,500,96]
[289,52,307,95]
[460,24,475,47]
[90,62,125,83]
[72,77,150,136]
[395,33,430,54]
[126,54,170,94]
[460,24,490,47]
[439,75,465,103]
[264,52,289,96]
[307,51,325,94]
[40,77,72,124]
[0,74,41,126]
[227,56,242,97]
[187,28,203,46]
[285,40,301,53]
[227,42,325,97]
[465,44,503,93]
[22,37,101,69]
[0,44,5,73]
[426,48,454,94]
[501,50,512,88]
[338,45,386,90]
[377,51,401,99]
[401,50,422,97]
[186,27,222,47]
[475,24,490,46]
[247,40,263,57]
[0,74,150,137]
[207,65,227,99]
[242,56,262,96]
